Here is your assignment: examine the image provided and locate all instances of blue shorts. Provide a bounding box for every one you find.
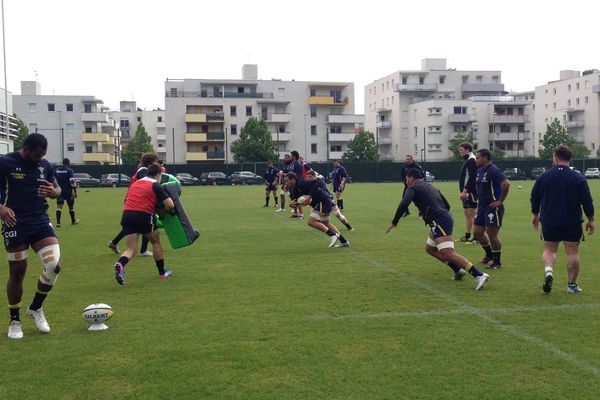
[3,218,56,250]
[428,212,454,239]
[313,199,333,215]
[462,193,478,209]
[265,183,277,191]
[333,185,344,193]
[542,224,584,243]
[475,206,504,227]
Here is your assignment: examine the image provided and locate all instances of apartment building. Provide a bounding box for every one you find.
[165,65,362,163]
[0,87,18,154]
[365,59,536,161]
[110,101,167,161]
[13,81,120,164]
[534,70,600,155]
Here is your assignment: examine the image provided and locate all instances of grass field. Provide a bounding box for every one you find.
[2,179,600,399]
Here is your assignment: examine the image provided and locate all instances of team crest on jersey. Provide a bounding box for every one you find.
[38,166,46,182]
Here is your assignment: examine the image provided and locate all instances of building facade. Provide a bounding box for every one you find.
[13,81,120,164]
[0,87,17,154]
[165,65,362,163]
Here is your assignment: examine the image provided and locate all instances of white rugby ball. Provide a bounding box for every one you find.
[82,303,113,324]
[518,185,523,189]
[297,195,306,204]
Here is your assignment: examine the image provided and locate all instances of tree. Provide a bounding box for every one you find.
[491,146,505,160]
[448,129,474,161]
[538,118,583,160]
[230,117,277,162]
[122,123,154,164]
[12,114,29,150]
[342,129,379,162]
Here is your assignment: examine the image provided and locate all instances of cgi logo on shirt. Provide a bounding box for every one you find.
[37,166,46,182]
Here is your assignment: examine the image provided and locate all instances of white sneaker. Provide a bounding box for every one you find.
[275,208,285,213]
[453,269,467,281]
[27,308,50,333]
[140,251,153,257]
[475,273,490,291]
[298,215,304,220]
[7,320,23,339]
[335,241,350,248]
[328,233,340,248]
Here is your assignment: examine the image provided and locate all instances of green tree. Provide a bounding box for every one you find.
[490,145,505,160]
[122,123,154,164]
[12,114,29,150]
[448,129,474,161]
[571,142,591,159]
[230,117,277,162]
[341,129,379,162]
[538,118,581,160]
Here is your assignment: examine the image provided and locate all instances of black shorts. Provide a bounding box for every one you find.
[333,185,344,193]
[120,211,155,236]
[462,193,478,209]
[265,183,277,191]
[3,218,56,249]
[475,206,504,227]
[428,212,454,239]
[542,224,584,243]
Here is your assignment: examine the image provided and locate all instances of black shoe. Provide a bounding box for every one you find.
[485,262,502,270]
[543,274,553,293]
[115,263,125,285]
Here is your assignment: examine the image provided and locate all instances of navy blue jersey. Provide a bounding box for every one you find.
[332,164,347,187]
[55,165,74,193]
[291,159,304,180]
[531,165,594,226]
[392,180,450,225]
[459,154,477,196]
[264,166,279,183]
[476,163,506,206]
[0,151,55,220]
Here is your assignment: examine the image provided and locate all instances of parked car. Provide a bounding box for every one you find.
[530,167,547,180]
[200,172,230,186]
[503,168,527,180]
[584,167,600,179]
[73,172,100,188]
[100,173,131,187]
[229,171,264,185]
[424,171,435,182]
[175,173,199,185]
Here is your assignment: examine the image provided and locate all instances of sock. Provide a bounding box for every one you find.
[9,303,21,322]
[56,210,61,225]
[326,229,336,237]
[155,259,165,275]
[29,290,49,311]
[69,210,76,223]
[340,199,344,210]
[265,196,269,206]
[545,265,553,276]
[467,263,483,277]
[112,230,126,246]
[345,222,353,230]
[465,232,471,240]
[339,235,347,244]
[447,262,461,273]
[274,197,278,205]
[482,244,493,258]
[140,237,149,254]
[117,256,130,268]
[493,250,501,264]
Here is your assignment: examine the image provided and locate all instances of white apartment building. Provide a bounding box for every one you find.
[165,65,362,163]
[13,81,120,164]
[534,70,600,156]
[365,59,535,161]
[109,101,167,161]
[0,87,18,154]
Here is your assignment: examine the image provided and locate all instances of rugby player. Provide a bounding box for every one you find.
[275,154,292,213]
[54,158,79,227]
[263,160,279,208]
[399,155,424,217]
[0,134,62,339]
[289,151,304,219]
[114,164,174,285]
[306,169,353,231]
[457,143,478,243]
[386,168,489,290]
[473,149,510,270]
[331,159,348,211]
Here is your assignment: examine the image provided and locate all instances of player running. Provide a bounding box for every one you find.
[263,160,279,208]
[386,168,489,290]
[306,169,353,231]
[54,158,79,227]
[0,134,63,339]
[331,159,348,211]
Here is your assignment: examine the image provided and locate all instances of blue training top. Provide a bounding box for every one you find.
[476,163,506,206]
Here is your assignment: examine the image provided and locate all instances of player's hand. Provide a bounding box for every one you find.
[489,200,502,209]
[460,192,467,201]
[73,192,78,199]
[385,223,396,234]
[531,215,540,230]
[37,181,55,198]
[586,220,595,235]
[0,206,16,227]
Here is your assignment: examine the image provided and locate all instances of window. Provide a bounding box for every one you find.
[230,105,237,116]
[488,124,494,133]
[500,125,511,133]
[453,106,467,114]
[85,145,93,153]
[311,143,317,154]
[47,103,55,112]
[85,126,92,133]
[230,124,237,135]
[585,96,589,104]
[439,75,445,84]
[66,103,74,112]
[157,116,163,122]
[476,75,483,82]
[402,76,407,84]
[310,107,317,118]
[553,88,557,95]
[330,125,342,134]
[278,125,286,133]
[67,143,74,152]
[278,88,285,97]
[29,123,37,133]
[330,144,342,152]
[311,125,317,135]
[568,99,571,107]
[553,102,556,110]
[65,123,74,133]
[386,81,389,90]
[28,103,37,112]
[137,117,141,122]
[462,75,468,84]
[419,76,425,84]
[170,88,178,97]
[120,119,129,128]
[310,88,316,96]
[585,80,589,88]
[414,127,418,137]
[568,84,571,91]
[545,104,548,109]
[576,82,580,90]
[492,75,499,82]
[245,106,252,116]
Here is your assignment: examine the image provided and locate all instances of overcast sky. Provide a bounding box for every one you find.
[4,0,598,113]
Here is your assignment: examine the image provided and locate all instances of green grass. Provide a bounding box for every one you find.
[2,180,600,399]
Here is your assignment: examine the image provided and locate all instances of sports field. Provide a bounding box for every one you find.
[3,180,600,399]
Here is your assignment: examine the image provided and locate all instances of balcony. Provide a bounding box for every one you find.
[157,134,167,141]
[489,115,527,124]
[82,133,115,145]
[461,83,505,92]
[565,120,584,128]
[184,112,225,123]
[186,152,207,162]
[156,121,166,128]
[448,114,471,123]
[157,147,167,153]
[490,132,527,141]
[308,96,348,106]
[394,83,438,92]
[378,137,392,145]
[185,132,225,142]
[267,113,291,123]
[82,152,114,163]
[592,84,600,93]
[271,132,291,142]
[185,114,206,123]
[327,114,364,124]
[328,151,345,159]
[328,133,357,142]
[81,112,109,123]
[185,151,225,161]
[376,121,392,128]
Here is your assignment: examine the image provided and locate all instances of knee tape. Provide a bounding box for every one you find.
[426,237,437,247]
[436,241,455,251]
[7,250,29,261]
[38,244,61,285]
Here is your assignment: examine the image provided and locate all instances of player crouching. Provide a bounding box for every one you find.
[114,164,175,285]
[386,168,489,290]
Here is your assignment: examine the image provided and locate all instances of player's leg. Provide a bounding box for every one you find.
[5,244,28,339]
[108,229,126,253]
[27,236,61,333]
[278,185,287,212]
[473,209,493,263]
[434,236,489,290]
[335,190,344,211]
[425,236,463,279]
[264,187,270,207]
[486,226,502,269]
[332,205,353,231]
[114,233,138,285]
[67,198,79,225]
[541,241,559,293]
[564,241,581,293]
[145,229,171,278]
[55,198,64,227]
[324,219,349,247]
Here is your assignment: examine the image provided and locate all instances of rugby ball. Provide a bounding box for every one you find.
[297,195,306,204]
[82,303,113,324]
